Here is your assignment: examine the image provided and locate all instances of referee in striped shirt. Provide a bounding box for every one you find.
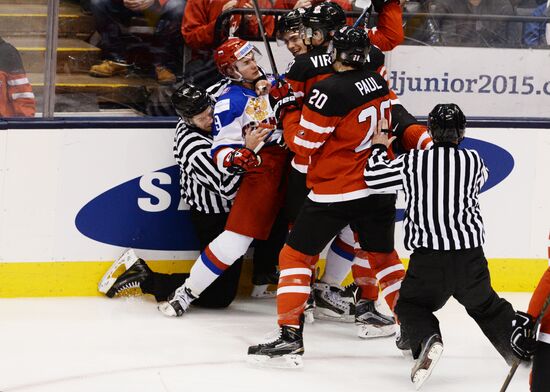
[364,104,516,389]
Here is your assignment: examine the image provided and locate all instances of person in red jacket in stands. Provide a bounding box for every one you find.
[274,0,405,52]
[181,0,275,55]
[0,36,35,118]
[274,0,352,11]
[88,0,185,85]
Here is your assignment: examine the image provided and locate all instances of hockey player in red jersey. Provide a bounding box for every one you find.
[283,2,419,337]
[510,231,550,391]
[248,26,402,367]
[157,38,292,317]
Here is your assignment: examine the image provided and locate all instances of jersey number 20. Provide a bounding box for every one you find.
[355,99,391,152]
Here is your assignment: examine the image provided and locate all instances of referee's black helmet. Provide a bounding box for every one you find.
[171,82,214,119]
[428,103,467,143]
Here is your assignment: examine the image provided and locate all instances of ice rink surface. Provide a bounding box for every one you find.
[0,293,533,392]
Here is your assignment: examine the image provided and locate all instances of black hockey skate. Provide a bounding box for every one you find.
[247,324,304,368]
[251,270,279,298]
[313,282,355,323]
[411,333,443,390]
[304,290,316,324]
[355,299,396,338]
[396,326,412,351]
[158,286,197,317]
[98,249,152,297]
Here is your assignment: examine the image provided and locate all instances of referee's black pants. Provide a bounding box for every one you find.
[395,247,516,362]
[141,209,283,308]
[141,209,242,308]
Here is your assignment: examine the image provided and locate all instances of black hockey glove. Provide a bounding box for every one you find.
[222,147,262,175]
[510,311,537,361]
[269,78,298,122]
[372,0,399,13]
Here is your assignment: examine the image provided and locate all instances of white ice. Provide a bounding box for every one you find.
[0,293,533,392]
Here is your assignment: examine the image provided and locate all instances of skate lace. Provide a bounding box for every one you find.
[324,289,350,309]
[172,286,194,309]
[261,328,282,345]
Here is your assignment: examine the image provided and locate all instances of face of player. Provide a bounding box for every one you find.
[310,29,329,47]
[190,106,214,132]
[284,31,307,56]
[468,0,482,6]
[233,52,261,82]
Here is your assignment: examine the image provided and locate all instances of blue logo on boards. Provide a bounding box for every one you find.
[75,165,200,251]
[76,137,514,251]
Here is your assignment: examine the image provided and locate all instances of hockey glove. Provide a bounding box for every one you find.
[223,147,262,175]
[269,79,298,122]
[510,311,538,361]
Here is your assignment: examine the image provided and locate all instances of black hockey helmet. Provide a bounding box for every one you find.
[302,2,346,44]
[427,103,467,143]
[278,8,306,36]
[330,25,371,67]
[171,82,214,119]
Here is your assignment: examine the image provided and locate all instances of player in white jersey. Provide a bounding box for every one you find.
[157,38,295,316]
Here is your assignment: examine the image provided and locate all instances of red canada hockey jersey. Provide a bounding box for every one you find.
[528,232,550,342]
[283,67,392,202]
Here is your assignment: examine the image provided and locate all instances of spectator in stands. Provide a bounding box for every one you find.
[523,1,550,47]
[182,0,274,53]
[88,0,185,85]
[0,36,35,118]
[274,0,352,11]
[428,0,520,47]
[180,0,274,88]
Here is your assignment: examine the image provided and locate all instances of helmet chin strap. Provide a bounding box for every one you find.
[228,65,265,85]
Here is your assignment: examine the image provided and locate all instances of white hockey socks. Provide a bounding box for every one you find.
[323,227,356,286]
[185,230,253,296]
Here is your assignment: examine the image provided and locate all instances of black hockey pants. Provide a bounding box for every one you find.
[141,208,285,308]
[395,247,516,363]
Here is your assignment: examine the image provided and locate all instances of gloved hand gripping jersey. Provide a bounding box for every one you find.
[223,147,262,175]
[269,78,298,121]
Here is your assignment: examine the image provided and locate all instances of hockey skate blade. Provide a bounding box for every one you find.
[246,354,303,369]
[357,324,396,339]
[158,302,179,317]
[412,343,443,390]
[304,310,315,324]
[250,284,276,298]
[98,249,139,294]
[314,308,355,323]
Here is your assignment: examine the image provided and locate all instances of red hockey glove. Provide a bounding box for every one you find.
[510,311,537,361]
[269,79,298,122]
[223,147,262,175]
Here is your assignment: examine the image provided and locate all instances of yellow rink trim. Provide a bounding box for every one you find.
[0,258,547,298]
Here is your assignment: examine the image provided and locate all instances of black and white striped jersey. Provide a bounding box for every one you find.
[174,120,241,214]
[364,143,488,250]
[206,78,230,99]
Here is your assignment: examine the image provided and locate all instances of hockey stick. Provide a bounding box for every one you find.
[250,0,279,77]
[353,0,373,28]
[248,0,281,153]
[499,294,550,392]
